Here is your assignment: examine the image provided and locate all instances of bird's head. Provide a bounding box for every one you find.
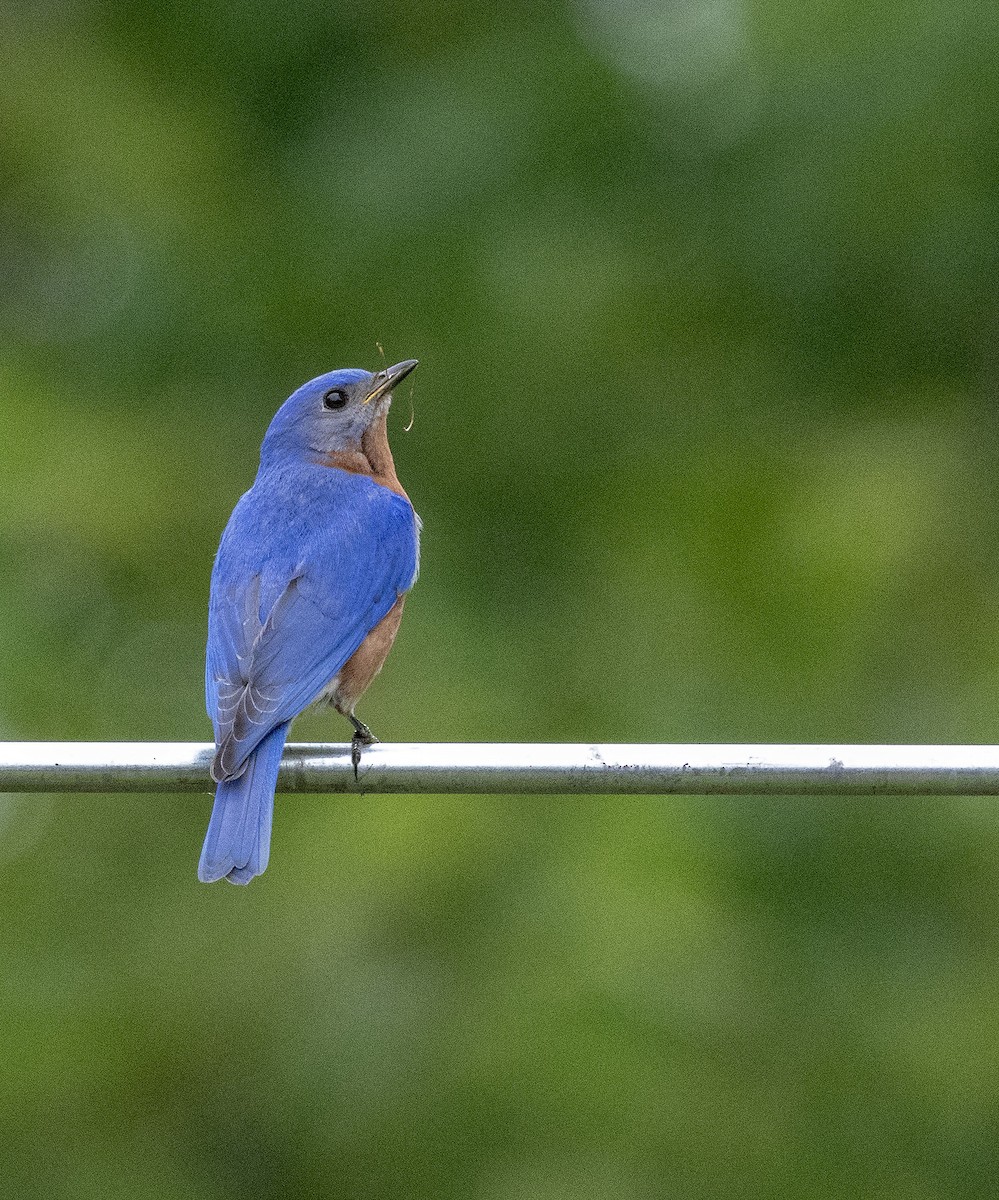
[259,359,418,465]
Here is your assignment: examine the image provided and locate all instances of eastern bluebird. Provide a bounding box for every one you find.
[198,360,420,885]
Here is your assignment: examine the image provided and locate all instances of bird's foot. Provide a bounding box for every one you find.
[349,719,378,779]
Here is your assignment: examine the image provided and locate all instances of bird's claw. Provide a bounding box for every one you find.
[350,723,378,780]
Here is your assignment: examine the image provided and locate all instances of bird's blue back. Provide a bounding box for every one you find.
[206,458,419,778]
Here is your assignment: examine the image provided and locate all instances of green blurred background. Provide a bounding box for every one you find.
[2,0,999,1195]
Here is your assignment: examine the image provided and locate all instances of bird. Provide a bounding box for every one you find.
[198,359,420,885]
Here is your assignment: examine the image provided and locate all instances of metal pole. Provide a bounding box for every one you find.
[1,743,999,795]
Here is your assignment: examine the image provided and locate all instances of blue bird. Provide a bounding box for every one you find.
[199,359,420,885]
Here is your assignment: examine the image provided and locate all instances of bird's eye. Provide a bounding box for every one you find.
[323,388,349,410]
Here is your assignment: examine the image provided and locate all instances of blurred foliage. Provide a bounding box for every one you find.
[1,0,999,1195]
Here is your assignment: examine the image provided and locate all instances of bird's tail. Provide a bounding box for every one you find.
[198,721,290,885]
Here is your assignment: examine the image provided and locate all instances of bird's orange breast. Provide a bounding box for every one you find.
[330,595,407,714]
[319,411,409,500]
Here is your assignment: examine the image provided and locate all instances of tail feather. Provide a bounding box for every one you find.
[198,721,290,885]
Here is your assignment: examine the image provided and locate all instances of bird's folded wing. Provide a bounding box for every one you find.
[206,489,418,781]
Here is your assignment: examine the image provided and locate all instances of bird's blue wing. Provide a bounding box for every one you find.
[206,473,418,780]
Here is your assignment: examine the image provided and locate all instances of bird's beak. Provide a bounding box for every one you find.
[363,359,419,405]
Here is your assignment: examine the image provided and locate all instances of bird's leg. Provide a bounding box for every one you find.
[348,713,378,778]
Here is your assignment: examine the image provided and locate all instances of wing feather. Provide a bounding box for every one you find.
[206,472,418,781]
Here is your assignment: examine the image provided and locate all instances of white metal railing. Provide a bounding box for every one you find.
[1,743,999,795]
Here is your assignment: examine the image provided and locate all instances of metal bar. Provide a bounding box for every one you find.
[1,743,999,795]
